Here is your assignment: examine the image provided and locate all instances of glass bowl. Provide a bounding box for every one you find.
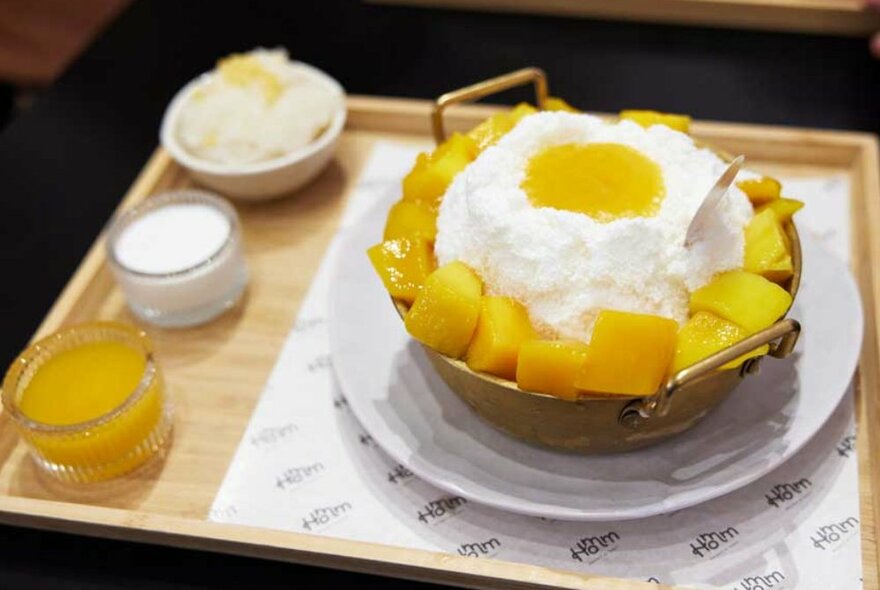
[1,321,174,482]
[106,189,249,328]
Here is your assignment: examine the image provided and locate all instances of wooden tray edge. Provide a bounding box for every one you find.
[853,132,880,590]
[366,0,880,36]
[0,495,654,590]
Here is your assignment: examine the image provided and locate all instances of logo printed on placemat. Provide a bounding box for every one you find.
[811,516,859,550]
[836,434,856,457]
[765,478,812,508]
[292,317,325,334]
[457,538,501,557]
[737,570,785,589]
[307,353,332,373]
[387,463,414,485]
[417,496,467,524]
[301,502,353,531]
[250,423,299,448]
[570,532,620,563]
[690,527,739,558]
[276,462,325,490]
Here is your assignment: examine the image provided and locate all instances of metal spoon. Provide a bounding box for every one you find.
[684,155,744,247]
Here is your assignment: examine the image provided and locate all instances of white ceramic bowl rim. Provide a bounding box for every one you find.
[159,60,346,177]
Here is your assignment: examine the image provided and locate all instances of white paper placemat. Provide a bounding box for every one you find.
[210,142,861,590]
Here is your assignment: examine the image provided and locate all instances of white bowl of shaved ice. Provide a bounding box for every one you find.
[160,48,345,200]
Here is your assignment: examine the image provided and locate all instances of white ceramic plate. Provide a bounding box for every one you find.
[329,198,863,521]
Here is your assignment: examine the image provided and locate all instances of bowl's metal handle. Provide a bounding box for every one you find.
[619,318,801,429]
[431,67,548,145]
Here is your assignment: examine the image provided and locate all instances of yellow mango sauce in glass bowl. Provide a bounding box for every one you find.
[368,101,801,453]
[2,322,173,481]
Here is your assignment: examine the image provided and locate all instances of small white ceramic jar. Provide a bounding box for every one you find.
[106,189,249,328]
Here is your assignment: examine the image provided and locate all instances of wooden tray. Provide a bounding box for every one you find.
[369,0,880,36]
[0,95,878,590]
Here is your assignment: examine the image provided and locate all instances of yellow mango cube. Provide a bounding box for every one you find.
[574,310,678,396]
[466,297,536,380]
[405,261,483,358]
[516,340,589,400]
[744,208,792,282]
[383,200,437,242]
[402,133,478,212]
[367,238,435,304]
[543,97,579,113]
[758,197,804,224]
[672,312,769,374]
[762,255,794,284]
[467,113,511,152]
[737,176,781,206]
[619,110,691,133]
[509,102,538,122]
[690,271,792,334]
[467,103,537,151]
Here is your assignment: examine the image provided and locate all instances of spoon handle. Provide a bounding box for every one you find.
[685,155,745,247]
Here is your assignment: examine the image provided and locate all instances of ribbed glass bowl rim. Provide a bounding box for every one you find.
[106,189,241,280]
[1,321,159,435]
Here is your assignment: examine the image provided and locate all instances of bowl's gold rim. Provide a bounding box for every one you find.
[392,220,801,404]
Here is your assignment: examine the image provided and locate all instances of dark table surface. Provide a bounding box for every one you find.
[0,0,876,587]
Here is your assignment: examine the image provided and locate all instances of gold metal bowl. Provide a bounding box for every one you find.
[397,68,801,454]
